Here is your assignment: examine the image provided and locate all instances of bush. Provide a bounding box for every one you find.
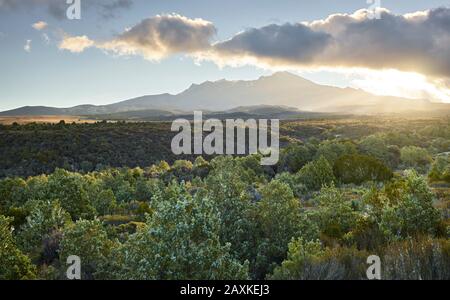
[333,154,393,185]
[400,146,432,173]
[313,185,358,240]
[297,156,335,191]
[274,172,307,198]
[315,140,357,164]
[379,171,442,239]
[278,143,316,173]
[383,237,450,280]
[359,135,390,165]
[17,200,70,257]
[429,155,450,183]
[0,178,28,210]
[252,180,312,278]
[106,182,249,280]
[91,189,117,216]
[0,215,36,280]
[270,238,369,280]
[59,219,113,280]
[47,169,95,220]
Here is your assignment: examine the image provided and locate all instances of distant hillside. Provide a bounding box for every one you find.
[86,105,336,121]
[1,72,449,117]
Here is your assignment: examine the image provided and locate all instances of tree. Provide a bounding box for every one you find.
[270,238,323,280]
[358,134,399,168]
[429,155,450,183]
[297,156,335,191]
[400,146,432,173]
[26,175,49,201]
[253,180,317,278]
[0,215,36,280]
[333,154,393,185]
[135,178,160,202]
[313,185,358,240]
[0,178,28,211]
[91,189,117,216]
[17,200,71,257]
[147,161,171,178]
[107,182,249,280]
[205,156,259,262]
[278,143,316,173]
[379,170,441,239]
[96,169,137,203]
[274,172,307,198]
[193,156,211,178]
[59,219,113,280]
[47,169,95,220]
[167,160,194,182]
[359,135,389,162]
[315,140,357,164]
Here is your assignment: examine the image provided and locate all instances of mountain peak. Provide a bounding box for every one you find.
[261,71,314,84]
[0,71,442,117]
[271,71,296,77]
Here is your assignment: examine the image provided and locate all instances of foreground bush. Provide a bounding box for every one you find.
[271,237,450,280]
[270,238,369,280]
[383,237,450,280]
[0,216,36,280]
[104,182,249,280]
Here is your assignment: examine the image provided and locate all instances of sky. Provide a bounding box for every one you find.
[0,0,449,111]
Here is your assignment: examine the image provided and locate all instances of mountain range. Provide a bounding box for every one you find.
[1,72,448,118]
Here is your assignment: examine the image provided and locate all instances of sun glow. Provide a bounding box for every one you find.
[347,69,450,103]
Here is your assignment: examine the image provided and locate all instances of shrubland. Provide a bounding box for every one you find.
[0,117,449,280]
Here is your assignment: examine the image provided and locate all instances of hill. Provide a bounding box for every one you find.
[2,72,448,117]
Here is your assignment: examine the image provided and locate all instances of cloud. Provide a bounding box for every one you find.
[59,35,94,53]
[0,0,133,19]
[0,0,67,19]
[54,8,450,88]
[99,0,133,19]
[211,23,332,67]
[207,7,450,81]
[32,21,48,31]
[56,14,215,60]
[98,14,216,60]
[24,39,32,52]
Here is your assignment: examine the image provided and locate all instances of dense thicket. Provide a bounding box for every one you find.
[1,118,448,178]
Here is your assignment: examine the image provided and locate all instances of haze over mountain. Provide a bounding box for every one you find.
[1,72,447,117]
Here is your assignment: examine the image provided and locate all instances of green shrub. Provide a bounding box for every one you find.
[400,146,432,173]
[429,155,450,183]
[383,237,450,280]
[333,154,393,185]
[0,215,36,280]
[59,219,114,280]
[270,238,369,280]
[297,156,335,191]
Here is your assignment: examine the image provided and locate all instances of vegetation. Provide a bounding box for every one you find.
[0,117,449,280]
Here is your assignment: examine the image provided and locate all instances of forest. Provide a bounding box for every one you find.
[0,116,449,280]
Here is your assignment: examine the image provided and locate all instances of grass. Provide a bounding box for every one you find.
[0,115,96,125]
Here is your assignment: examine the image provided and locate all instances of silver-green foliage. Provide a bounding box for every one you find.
[108,181,249,280]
